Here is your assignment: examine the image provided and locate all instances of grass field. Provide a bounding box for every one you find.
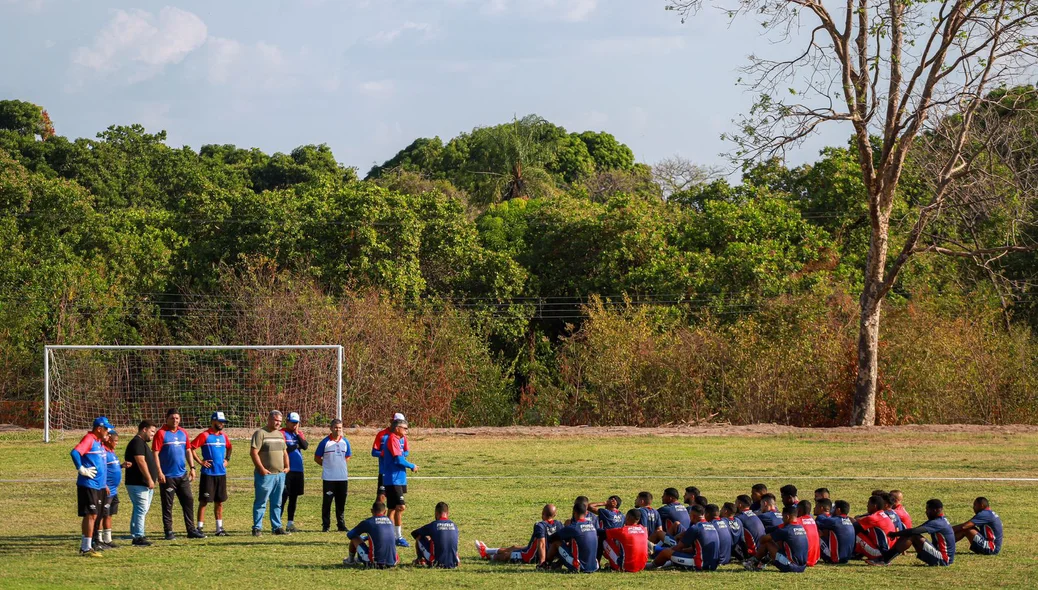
[0,426,1035,589]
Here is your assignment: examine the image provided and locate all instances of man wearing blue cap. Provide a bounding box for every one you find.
[70,416,112,556]
[280,411,308,532]
[191,411,232,536]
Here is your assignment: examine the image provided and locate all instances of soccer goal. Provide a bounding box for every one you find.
[43,345,343,442]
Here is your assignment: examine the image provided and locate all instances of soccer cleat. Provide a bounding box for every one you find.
[80,549,103,558]
[337,525,348,532]
[342,555,355,566]
[214,528,228,537]
[273,528,291,536]
[412,558,428,567]
[286,523,298,533]
[104,540,119,548]
[187,528,206,539]
[742,558,764,571]
[322,527,330,533]
[164,531,176,541]
[132,537,152,547]
[251,528,262,537]
[395,537,410,548]
[474,540,488,559]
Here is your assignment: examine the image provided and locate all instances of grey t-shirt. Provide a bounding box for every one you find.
[251,427,287,474]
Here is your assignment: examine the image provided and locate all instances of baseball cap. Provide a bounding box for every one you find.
[107,429,119,437]
[392,412,406,422]
[93,416,113,430]
[211,411,228,423]
[287,412,301,423]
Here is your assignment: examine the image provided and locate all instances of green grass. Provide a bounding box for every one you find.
[0,428,1034,589]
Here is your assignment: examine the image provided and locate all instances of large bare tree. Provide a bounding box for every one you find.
[666,0,1038,424]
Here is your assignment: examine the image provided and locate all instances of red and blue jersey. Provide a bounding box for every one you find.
[348,515,398,566]
[411,517,459,568]
[724,516,743,551]
[678,520,721,570]
[659,501,691,534]
[282,429,305,473]
[638,506,662,532]
[920,516,956,565]
[104,449,121,496]
[516,519,559,562]
[712,518,733,564]
[893,504,913,529]
[71,433,108,490]
[554,518,599,573]
[772,523,810,570]
[970,509,1003,554]
[379,433,415,486]
[735,510,766,556]
[815,513,856,563]
[191,429,231,477]
[153,426,190,478]
[856,511,895,553]
[596,508,624,531]
[758,510,783,534]
[371,428,408,461]
[796,516,820,566]
[885,509,906,532]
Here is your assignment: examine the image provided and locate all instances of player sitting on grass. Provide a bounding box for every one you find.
[815,499,856,564]
[706,504,732,565]
[588,495,623,562]
[475,504,559,565]
[568,496,598,528]
[544,502,600,573]
[743,506,809,573]
[635,491,663,549]
[750,484,768,512]
[795,500,820,566]
[853,494,896,559]
[345,501,398,568]
[875,491,906,531]
[656,488,691,548]
[814,488,830,503]
[602,509,648,573]
[954,497,1003,556]
[780,485,800,509]
[867,498,956,567]
[734,495,766,559]
[757,494,782,534]
[650,504,720,571]
[720,503,744,561]
[411,501,459,568]
[890,490,913,528]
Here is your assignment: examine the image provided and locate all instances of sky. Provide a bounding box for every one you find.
[0,0,850,175]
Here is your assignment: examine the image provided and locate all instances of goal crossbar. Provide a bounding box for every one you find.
[44,344,344,442]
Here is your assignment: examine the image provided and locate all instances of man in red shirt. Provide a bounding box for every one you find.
[795,500,820,566]
[890,490,913,528]
[602,509,648,572]
[854,495,896,558]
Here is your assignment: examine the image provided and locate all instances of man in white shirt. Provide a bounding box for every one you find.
[314,418,352,532]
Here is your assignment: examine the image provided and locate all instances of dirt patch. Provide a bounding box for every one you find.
[0,424,26,432]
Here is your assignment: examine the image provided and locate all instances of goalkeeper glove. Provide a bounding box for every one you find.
[77,466,97,479]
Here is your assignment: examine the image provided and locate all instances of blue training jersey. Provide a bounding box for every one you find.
[678,520,721,570]
[712,518,732,564]
[283,429,305,473]
[659,502,692,535]
[104,449,121,495]
[411,518,460,568]
[815,513,857,563]
[596,508,624,531]
[970,509,1004,554]
[639,506,662,532]
[921,516,956,564]
[191,429,231,477]
[555,518,599,573]
[758,510,783,534]
[379,433,415,486]
[153,426,189,478]
[735,510,766,555]
[348,515,398,566]
[885,509,905,532]
[71,433,108,490]
[772,523,810,569]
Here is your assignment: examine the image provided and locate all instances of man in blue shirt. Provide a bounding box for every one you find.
[657,488,691,547]
[545,502,599,573]
[588,495,623,562]
[475,504,559,565]
[190,411,232,536]
[152,408,204,540]
[280,412,308,532]
[757,494,783,534]
[745,506,809,573]
[345,501,398,568]
[869,498,956,567]
[411,502,460,568]
[721,503,744,560]
[378,419,419,547]
[706,504,732,565]
[97,430,128,550]
[70,416,111,557]
[734,495,766,559]
[314,419,351,532]
[954,497,1003,555]
[653,504,720,571]
[635,491,663,556]
[815,499,857,564]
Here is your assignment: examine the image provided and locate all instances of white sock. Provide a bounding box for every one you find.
[396,526,402,538]
[197,521,204,530]
[486,548,499,556]
[288,520,294,527]
[103,529,112,543]
[216,519,223,529]
[81,537,92,551]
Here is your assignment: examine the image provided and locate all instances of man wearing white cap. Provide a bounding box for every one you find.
[371,413,409,503]
[70,416,112,556]
[191,411,232,536]
[281,411,308,532]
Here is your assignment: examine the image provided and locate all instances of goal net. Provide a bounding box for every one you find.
[44,345,342,441]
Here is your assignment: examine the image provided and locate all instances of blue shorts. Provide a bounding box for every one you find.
[970,538,997,556]
[671,551,717,571]
[557,545,595,573]
[916,541,951,567]
[773,553,806,573]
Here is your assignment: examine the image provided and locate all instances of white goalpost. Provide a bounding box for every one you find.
[43,345,343,442]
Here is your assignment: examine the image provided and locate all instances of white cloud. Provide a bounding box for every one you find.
[369,21,435,45]
[205,37,294,90]
[72,7,207,81]
[357,79,395,97]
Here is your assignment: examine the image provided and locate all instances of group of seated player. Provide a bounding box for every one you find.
[465,484,1003,573]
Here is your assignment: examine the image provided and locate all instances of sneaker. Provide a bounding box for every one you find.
[252,528,262,537]
[132,537,152,547]
[395,537,410,548]
[474,540,488,559]
[103,540,119,548]
[342,556,355,566]
[286,523,298,533]
[322,526,330,533]
[187,529,206,539]
[337,525,348,532]
[412,558,428,566]
[80,549,103,558]
[742,558,764,571]
[214,528,228,537]
[164,531,176,541]
[273,528,291,536]
[91,542,107,552]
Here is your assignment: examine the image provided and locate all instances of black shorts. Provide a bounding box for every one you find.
[106,494,120,516]
[199,474,228,504]
[285,471,305,496]
[377,473,385,497]
[77,486,107,517]
[385,485,407,510]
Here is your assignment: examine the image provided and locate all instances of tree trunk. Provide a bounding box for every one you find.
[852,204,890,426]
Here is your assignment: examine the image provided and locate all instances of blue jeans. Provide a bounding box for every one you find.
[125,485,153,538]
[253,472,286,531]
